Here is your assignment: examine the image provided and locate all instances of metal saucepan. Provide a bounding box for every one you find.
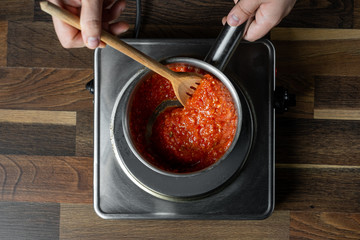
[110,21,253,200]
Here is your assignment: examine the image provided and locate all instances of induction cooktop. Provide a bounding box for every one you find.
[93,39,275,219]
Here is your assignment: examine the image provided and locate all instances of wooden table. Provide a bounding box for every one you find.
[1,0,360,239]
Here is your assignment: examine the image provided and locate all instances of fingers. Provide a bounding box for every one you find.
[61,0,81,7]
[243,6,278,41]
[105,0,128,35]
[244,16,273,42]
[109,21,129,35]
[225,0,296,42]
[80,0,104,49]
[243,0,296,41]
[49,0,85,48]
[226,0,261,27]
[50,0,129,49]
[103,0,126,22]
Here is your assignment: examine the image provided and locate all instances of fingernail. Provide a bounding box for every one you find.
[228,14,240,26]
[87,37,99,49]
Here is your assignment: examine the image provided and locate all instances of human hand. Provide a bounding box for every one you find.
[223,0,296,41]
[49,0,129,49]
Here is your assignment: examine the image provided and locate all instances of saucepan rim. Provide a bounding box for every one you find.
[120,56,242,177]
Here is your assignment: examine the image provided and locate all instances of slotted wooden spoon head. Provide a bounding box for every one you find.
[170,72,203,106]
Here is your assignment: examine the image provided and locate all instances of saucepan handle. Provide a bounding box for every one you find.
[204,16,254,71]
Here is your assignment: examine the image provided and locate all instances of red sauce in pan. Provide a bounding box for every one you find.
[129,64,237,173]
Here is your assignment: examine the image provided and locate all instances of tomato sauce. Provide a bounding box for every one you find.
[129,64,238,173]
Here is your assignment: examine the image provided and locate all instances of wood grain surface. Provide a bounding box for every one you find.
[1,0,360,239]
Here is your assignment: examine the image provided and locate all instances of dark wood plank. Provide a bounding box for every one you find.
[272,28,360,41]
[314,76,360,119]
[34,0,232,26]
[0,21,6,67]
[290,212,360,239]
[34,0,355,29]
[355,0,360,28]
[274,39,360,77]
[60,204,289,240]
[0,155,92,203]
[279,0,354,29]
[276,118,360,165]
[76,111,94,157]
[35,10,223,39]
[0,123,76,156]
[34,0,226,38]
[132,24,223,39]
[7,21,93,68]
[276,166,360,212]
[0,201,59,240]
[276,74,314,118]
[0,67,93,111]
[315,76,360,109]
[272,28,360,120]
[127,0,231,26]
[34,0,52,22]
[0,0,33,21]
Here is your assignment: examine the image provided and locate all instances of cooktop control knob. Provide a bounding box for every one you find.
[86,79,94,95]
[274,86,296,114]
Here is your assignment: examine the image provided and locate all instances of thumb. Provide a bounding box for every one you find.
[80,0,104,49]
[227,0,260,27]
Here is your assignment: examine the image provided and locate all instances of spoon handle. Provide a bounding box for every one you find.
[40,1,178,80]
[101,31,178,80]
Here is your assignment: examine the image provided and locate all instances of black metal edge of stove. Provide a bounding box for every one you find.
[271,39,276,219]
[251,39,276,220]
[246,38,276,220]
[93,47,103,219]
[264,38,276,219]
[93,38,275,220]
[264,39,276,220]
[221,39,276,221]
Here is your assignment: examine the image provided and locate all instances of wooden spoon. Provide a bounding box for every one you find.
[40,1,202,106]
